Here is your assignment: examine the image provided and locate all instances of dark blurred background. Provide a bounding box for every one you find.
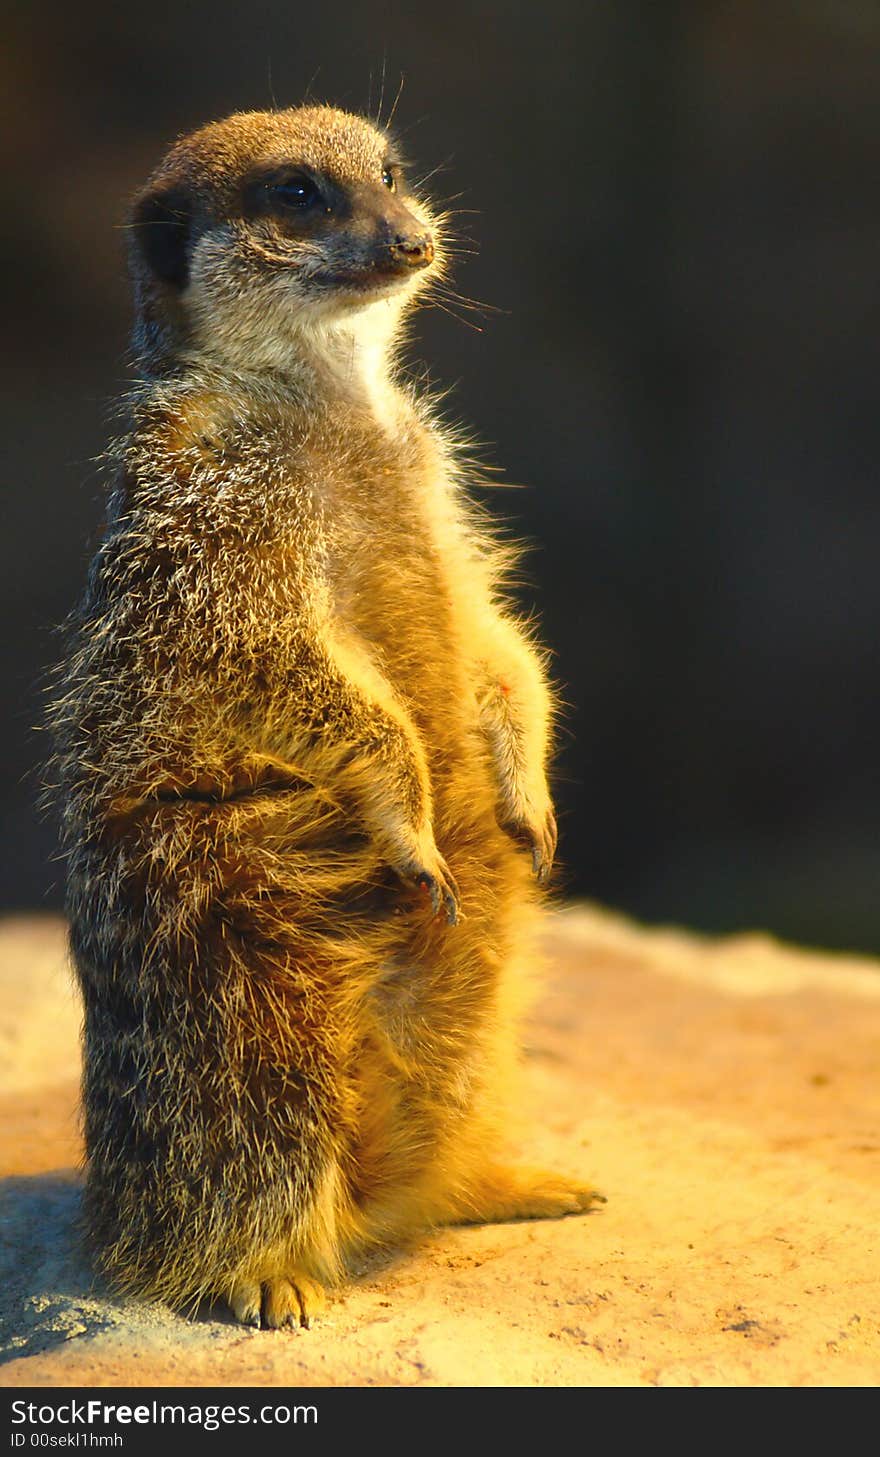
[3,0,879,951]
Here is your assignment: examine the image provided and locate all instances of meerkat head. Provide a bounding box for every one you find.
[129,106,441,377]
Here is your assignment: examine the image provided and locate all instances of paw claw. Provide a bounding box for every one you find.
[412,856,460,923]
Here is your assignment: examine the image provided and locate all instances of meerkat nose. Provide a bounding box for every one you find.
[388,232,435,269]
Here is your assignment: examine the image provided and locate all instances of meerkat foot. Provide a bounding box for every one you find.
[455,1164,605,1225]
[228,1273,326,1329]
[229,1278,263,1328]
[263,1273,327,1330]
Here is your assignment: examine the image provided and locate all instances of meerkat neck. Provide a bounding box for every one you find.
[295,303,406,428]
[136,298,408,430]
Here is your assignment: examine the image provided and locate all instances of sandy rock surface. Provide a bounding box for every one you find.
[1,906,878,1388]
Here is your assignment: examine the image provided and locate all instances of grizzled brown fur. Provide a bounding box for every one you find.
[48,105,598,1329]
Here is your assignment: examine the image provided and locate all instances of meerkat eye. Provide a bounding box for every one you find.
[267,173,324,212]
[381,167,395,191]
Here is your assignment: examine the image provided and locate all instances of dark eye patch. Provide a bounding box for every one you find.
[243,166,331,220]
[267,173,323,211]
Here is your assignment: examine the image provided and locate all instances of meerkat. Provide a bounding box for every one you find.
[49,104,600,1330]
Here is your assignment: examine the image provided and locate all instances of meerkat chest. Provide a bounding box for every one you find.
[321,430,457,643]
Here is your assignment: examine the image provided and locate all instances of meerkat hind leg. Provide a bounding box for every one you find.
[455,1164,606,1225]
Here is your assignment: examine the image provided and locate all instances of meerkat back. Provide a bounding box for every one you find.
[49,104,600,1329]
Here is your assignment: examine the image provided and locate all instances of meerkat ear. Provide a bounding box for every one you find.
[131,186,192,289]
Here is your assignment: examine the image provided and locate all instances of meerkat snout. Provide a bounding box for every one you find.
[387,229,434,269]
[325,181,435,279]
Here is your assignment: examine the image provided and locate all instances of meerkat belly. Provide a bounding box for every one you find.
[324,470,478,749]
[321,481,515,1063]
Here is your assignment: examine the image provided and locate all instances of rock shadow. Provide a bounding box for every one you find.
[0,1171,120,1365]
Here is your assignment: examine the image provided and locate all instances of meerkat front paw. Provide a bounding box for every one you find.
[228,1273,327,1330]
[370,810,461,923]
[409,852,461,924]
[389,831,461,922]
[500,799,558,883]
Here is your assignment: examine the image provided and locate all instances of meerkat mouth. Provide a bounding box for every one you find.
[310,264,426,296]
